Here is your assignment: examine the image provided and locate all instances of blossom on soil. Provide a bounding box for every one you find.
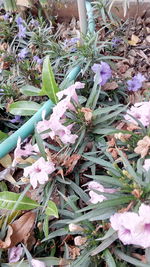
[127,73,145,91]
[124,101,150,127]
[143,159,150,172]
[31,259,46,267]
[8,245,23,263]
[24,157,55,189]
[91,61,112,86]
[88,181,117,204]
[110,203,150,248]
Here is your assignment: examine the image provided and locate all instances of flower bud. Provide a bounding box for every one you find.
[69,223,84,232]
[74,236,87,246]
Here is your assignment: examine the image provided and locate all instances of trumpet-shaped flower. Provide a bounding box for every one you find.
[110,204,150,248]
[24,157,55,188]
[88,181,117,204]
[57,82,84,111]
[124,102,150,127]
[127,73,146,92]
[92,62,112,86]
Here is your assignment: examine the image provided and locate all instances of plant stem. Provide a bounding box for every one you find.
[77,0,87,42]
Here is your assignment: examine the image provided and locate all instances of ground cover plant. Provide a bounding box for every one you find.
[0,0,150,266]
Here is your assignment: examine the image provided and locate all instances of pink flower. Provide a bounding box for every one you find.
[8,245,23,263]
[110,204,150,248]
[124,102,150,127]
[110,212,141,245]
[36,110,52,139]
[57,82,84,110]
[88,181,117,204]
[31,259,46,267]
[12,137,39,167]
[36,82,84,144]
[143,159,150,172]
[24,157,55,188]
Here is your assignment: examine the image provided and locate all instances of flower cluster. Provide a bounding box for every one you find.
[124,101,150,127]
[110,203,150,248]
[37,82,84,144]
[88,181,117,204]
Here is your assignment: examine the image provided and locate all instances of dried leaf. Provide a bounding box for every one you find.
[0,154,12,168]
[16,0,31,7]
[128,34,140,46]
[62,154,81,175]
[0,212,36,248]
[10,212,36,247]
[103,81,118,91]
[0,225,13,248]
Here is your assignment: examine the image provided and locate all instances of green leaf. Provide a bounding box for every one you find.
[0,131,8,143]
[42,56,59,104]
[0,191,40,210]
[114,249,150,267]
[42,228,68,242]
[85,174,124,187]
[91,232,118,256]
[20,85,41,96]
[34,128,47,159]
[9,101,42,116]
[96,228,116,241]
[103,249,116,267]
[45,200,59,218]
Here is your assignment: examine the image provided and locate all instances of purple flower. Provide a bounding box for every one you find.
[18,24,26,39]
[3,13,10,21]
[16,16,24,25]
[8,245,23,263]
[33,56,43,65]
[127,73,146,92]
[112,37,121,47]
[10,115,22,123]
[30,19,39,27]
[92,62,112,86]
[18,48,28,60]
[0,89,4,96]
